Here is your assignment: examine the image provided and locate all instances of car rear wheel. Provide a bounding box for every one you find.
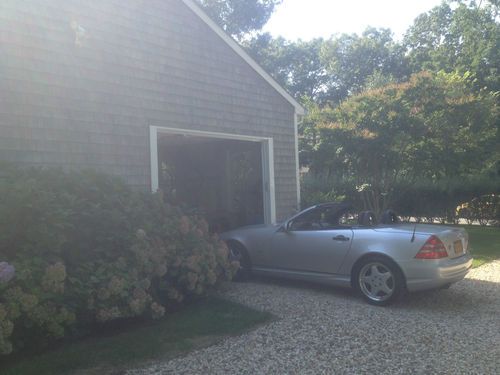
[227,242,251,282]
[354,256,404,306]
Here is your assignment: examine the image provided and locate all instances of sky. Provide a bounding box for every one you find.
[263,0,444,41]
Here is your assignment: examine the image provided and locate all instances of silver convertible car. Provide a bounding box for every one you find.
[221,203,473,305]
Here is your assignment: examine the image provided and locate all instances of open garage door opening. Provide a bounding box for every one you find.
[150,127,276,232]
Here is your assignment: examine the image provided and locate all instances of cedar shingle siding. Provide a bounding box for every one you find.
[0,0,299,220]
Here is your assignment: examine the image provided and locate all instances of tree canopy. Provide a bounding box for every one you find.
[320,28,410,103]
[304,71,498,213]
[404,0,500,92]
[238,0,500,105]
[244,34,330,101]
[197,0,282,40]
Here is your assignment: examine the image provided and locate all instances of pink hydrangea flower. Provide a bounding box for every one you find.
[178,216,191,235]
[0,262,15,283]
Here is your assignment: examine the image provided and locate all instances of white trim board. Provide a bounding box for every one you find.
[181,0,305,116]
[294,113,301,211]
[150,126,277,224]
[152,126,270,142]
[149,126,159,193]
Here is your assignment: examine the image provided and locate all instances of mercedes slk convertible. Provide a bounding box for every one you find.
[221,203,473,305]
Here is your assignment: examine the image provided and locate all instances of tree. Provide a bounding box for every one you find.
[404,0,500,92]
[305,71,498,214]
[197,0,282,40]
[245,27,410,105]
[320,27,410,104]
[244,34,331,101]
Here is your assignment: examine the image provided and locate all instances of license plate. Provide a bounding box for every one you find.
[454,240,463,255]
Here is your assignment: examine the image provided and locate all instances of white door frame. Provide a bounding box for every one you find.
[149,126,277,224]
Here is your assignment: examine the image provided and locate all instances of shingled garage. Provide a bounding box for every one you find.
[0,0,304,230]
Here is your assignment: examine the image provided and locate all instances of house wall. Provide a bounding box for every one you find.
[0,0,298,220]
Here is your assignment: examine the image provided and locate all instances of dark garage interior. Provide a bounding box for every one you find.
[158,134,264,232]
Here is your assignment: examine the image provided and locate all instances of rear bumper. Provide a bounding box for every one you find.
[400,253,473,292]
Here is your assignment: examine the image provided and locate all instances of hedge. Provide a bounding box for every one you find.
[301,173,500,225]
[0,165,237,355]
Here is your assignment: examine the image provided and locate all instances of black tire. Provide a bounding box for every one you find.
[227,242,251,282]
[439,283,452,290]
[353,255,405,306]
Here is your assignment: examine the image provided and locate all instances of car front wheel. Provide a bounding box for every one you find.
[354,256,405,306]
[227,242,251,282]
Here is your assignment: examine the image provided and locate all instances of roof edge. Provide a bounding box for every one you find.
[181,0,305,115]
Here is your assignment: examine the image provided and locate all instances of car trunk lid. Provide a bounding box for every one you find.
[435,227,469,259]
[374,223,457,235]
[375,224,468,259]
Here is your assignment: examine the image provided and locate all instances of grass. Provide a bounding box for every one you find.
[464,225,500,268]
[0,297,272,375]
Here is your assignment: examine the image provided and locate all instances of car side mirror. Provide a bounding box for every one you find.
[278,221,292,233]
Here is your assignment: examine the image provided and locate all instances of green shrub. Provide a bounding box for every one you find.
[390,176,500,223]
[0,165,237,355]
[300,172,500,224]
[457,194,500,226]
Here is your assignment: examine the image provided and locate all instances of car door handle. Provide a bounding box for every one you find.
[333,235,350,241]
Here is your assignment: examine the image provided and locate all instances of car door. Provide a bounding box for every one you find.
[270,206,354,274]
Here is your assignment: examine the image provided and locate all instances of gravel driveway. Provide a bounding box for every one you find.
[130,261,500,374]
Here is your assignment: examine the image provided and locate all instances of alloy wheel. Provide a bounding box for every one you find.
[358,262,395,302]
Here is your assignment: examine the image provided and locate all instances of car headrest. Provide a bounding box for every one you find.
[380,209,399,224]
[358,211,377,226]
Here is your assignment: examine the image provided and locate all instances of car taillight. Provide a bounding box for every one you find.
[415,235,448,259]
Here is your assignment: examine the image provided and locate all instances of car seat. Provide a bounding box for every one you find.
[358,211,377,226]
[380,209,399,224]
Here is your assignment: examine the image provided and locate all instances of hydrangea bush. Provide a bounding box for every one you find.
[0,165,237,355]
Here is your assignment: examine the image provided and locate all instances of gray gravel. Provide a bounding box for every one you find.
[129,261,500,374]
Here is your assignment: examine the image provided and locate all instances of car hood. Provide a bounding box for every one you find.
[220,223,280,238]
